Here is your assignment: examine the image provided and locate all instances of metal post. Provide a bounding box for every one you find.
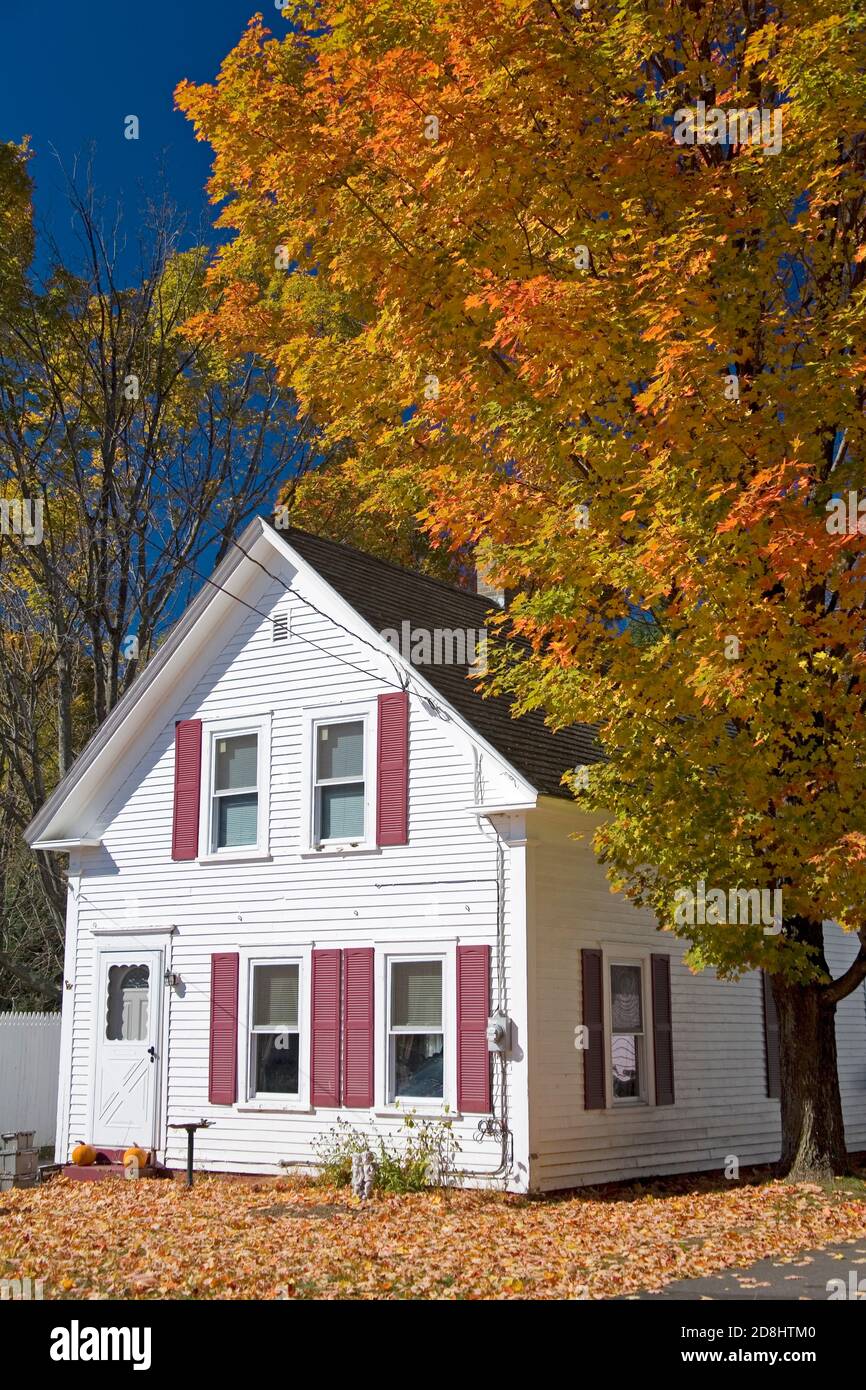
[187,1128,195,1188]
[168,1119,211,1189]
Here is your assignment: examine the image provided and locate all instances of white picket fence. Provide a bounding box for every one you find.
[0,1012,62,1148]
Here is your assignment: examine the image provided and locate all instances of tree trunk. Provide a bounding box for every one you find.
[773,924,849,1181]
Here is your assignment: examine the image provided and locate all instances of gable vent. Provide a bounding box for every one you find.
[272,613,289,643]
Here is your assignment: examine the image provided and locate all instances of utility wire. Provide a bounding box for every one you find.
[6,497,421,702]
[121,453,433,697]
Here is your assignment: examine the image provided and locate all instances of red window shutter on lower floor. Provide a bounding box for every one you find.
[581,948,606,1109]
[651,953,675,1106]
[311,949,342,1107]
[209,953,238,1105]
[172,719,202,860]
[343,948,374,1108]
[457,944,491,1114]
[376,692,409,845]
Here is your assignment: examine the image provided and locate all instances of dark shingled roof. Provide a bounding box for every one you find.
[271,523,600,798]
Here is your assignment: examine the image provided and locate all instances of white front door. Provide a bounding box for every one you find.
[93,947,163,1150]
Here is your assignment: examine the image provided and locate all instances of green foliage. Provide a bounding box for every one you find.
[312,1117,368,1187]
[312,1111,462,1193]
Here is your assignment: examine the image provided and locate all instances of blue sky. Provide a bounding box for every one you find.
[0,0,276,279]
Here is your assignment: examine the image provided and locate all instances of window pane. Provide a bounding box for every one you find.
[317,721,363,780]
[253,965,299,1029]
[254,1032,299,1095]
[216,792,258,848]
[391,960,442,1029]
[106,964,149,1041]
[319,784,364,839]
[612,1034,641,1099]
[610,964,643,1032]
[392,1034,444,1098]
[215,733,258,791]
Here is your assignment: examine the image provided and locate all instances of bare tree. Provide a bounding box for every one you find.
[0,167,325,1005]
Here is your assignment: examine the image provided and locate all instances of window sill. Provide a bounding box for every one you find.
[237,1102,312,1114]
[198,851,273,865]
[299,845,381,859]
[374,1108,462,1122]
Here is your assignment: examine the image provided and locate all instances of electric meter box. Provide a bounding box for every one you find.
[486,1012,511,1053]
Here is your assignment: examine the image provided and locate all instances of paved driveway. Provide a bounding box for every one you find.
[630,1237,866,1299]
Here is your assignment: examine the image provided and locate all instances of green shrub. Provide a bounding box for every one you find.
[312,1117,369,1188]
[312,1111,462,1193]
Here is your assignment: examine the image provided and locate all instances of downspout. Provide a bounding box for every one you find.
[466,819,512,1184]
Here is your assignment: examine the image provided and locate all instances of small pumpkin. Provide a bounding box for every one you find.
[123,1144,148,1171]
[71,1141,96,1166]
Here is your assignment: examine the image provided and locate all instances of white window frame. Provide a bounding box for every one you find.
[237,946,311,1112]
[198,714,272,863]
[300,700,378,854]
[374,942,457,1116]
[601,945,655,1108]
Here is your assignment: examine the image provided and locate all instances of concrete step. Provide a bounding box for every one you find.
[63,1148,172,1181]
[62,1162,171,1181]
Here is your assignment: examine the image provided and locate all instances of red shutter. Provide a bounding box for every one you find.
[343,948,374,1108]
[457,944,491,1113]
[376,692,408,845]
[581,948,606,1109]
[209,953,238,1105]
[311,949,342,1107]
[762,971,781,1099]
[651,953,675,1106]
[172,719,202,860]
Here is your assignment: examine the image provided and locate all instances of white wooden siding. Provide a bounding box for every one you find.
[529,798,866,1191]
[62,563,522,1185]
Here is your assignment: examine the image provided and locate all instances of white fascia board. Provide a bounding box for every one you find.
[262,524,538,806]
[24,518,273,847]
[30,838,103,852]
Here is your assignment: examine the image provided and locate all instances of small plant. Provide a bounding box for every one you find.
[380,1109,462,1194]
[312,1112,462,1193]
[312,1118,369,1188]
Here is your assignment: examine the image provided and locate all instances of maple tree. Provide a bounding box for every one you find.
[281,454,470,580]
[177,1,866,1180]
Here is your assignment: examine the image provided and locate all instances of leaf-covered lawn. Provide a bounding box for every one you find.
[3,1172,866,1299]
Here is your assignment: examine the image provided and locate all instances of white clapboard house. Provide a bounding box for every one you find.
[25,519,866,1190]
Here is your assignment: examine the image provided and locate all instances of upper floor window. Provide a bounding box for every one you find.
[199,714,271,860]
[314,719,365,843]
[211,732,259,851]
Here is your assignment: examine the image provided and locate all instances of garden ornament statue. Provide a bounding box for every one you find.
[351,1150,377,1200]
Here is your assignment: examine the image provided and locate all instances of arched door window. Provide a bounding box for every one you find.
[105,964,150,1041]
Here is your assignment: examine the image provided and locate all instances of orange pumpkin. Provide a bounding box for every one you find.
[71,1141,96,1166]
[123,1144,148,1171]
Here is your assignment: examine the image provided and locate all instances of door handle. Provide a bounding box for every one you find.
[147,1046,157,1062]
